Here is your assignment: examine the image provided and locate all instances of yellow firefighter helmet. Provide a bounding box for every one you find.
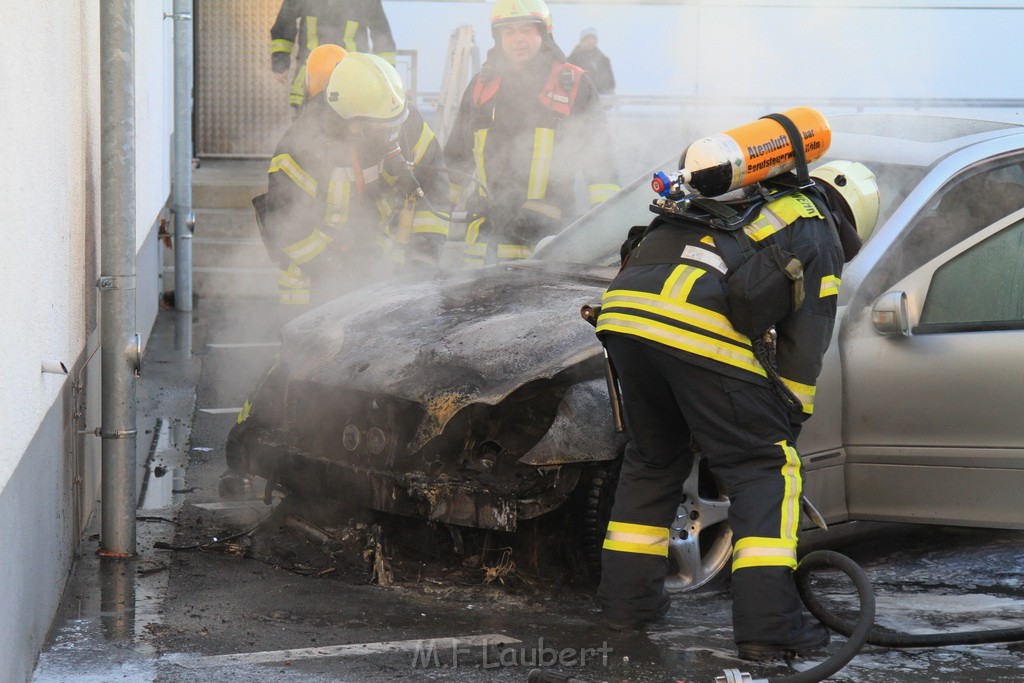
[325,52,407,123]
[305,44,347,98]
[811,160,880,241]
[491,0,553,32]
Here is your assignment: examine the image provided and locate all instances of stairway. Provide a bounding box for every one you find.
[165,158,277,299]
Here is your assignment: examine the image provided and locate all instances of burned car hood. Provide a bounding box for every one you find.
[279,264,610,433]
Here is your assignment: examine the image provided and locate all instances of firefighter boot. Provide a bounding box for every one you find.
[736,621,830,661]
[602,591,670,631]
[732,566,830,660]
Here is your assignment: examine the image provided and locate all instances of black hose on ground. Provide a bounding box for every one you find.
[798,551,1024,649]
[529,548,1024,683]
[756,550,877,683]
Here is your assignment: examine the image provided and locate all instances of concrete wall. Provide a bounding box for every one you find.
[0,2,174,680]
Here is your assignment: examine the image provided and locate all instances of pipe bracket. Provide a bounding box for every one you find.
[97,275,137,291]
[101,429,138,440]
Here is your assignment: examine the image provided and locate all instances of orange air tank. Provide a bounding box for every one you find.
[305,44,348,98]
[680,107,831,197]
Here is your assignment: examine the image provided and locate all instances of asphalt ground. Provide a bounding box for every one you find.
[33,296,1024,683]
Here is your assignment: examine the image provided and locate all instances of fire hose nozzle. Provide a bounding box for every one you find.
[715,668,767,683]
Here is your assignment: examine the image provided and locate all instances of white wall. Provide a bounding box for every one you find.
[384,0,1024,182]
[0,2,94,489]
[386,1,1024,108]
[0,1,174,680]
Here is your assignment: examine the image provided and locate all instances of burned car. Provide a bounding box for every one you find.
[225,113,1024,590]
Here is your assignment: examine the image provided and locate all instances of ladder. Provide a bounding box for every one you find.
[435,24,479,147]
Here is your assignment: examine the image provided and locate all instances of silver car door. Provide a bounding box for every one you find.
[843,209,1024,529]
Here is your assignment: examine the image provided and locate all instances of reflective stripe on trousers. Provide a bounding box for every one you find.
[603,521,669,557]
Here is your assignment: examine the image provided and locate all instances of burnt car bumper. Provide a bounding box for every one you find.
[228,426,582,532]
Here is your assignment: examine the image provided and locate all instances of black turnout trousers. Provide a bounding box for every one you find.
[597,334,811,644]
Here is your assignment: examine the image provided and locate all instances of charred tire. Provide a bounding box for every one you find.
[575,453,732,592]
[579,459,621,581]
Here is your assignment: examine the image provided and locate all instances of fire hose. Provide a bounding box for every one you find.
[527,548,1024,683]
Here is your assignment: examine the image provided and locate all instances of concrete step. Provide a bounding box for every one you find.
[162,236,274,270]
[163,265,278,300]
[192,181,266,210]
[194,207,261,238]
[192,158,268,210]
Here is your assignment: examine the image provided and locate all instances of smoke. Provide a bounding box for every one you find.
[200,2,1024,525]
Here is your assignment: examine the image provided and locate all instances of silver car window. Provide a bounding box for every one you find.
[859,157,1024,306]
[918,217,1024,332]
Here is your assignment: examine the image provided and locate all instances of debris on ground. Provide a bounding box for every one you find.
[166,494,580,604]
[482,548,517,585]
[364,524,394,587]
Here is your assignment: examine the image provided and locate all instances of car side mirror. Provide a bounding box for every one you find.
[871,290,911,337]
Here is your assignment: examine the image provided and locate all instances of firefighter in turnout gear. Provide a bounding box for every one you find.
[271,0,397,112]
[443,0,620,267]
[256,51,448,308]
[593,134,878,658]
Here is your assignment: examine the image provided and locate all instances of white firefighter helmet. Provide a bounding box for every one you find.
[491,0,553,33]
[811,160,880,241]
[325,52,407,124]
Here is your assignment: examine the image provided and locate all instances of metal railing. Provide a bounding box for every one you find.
[414,92,1024,114]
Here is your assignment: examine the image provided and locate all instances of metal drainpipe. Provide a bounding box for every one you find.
[99,0,139,557]
[171,0,194,313]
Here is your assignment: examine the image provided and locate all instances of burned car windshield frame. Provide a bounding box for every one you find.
[535,163,667,267]
[535,158,928,269]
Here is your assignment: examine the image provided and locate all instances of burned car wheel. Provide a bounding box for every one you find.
[579,461,620,580]
[580,454,732,592]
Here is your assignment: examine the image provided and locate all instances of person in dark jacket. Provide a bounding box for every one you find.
[443,0,620,267]
[271,0,397,111]
[567,28,615,98]
[257,51,447,308]
[593,157,879,660]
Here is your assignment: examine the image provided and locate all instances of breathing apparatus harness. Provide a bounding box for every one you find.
[646,172,830,415]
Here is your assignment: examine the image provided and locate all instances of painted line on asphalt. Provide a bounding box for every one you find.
[206,342,280,349]
[190,501,267,511]
[198,408,243,415]
[175,633,522,668]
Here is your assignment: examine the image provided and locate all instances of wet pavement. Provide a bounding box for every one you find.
[32,296,1024,683]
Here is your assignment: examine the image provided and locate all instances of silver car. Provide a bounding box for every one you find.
[796,114,1024,532]
[225,113,1024,592]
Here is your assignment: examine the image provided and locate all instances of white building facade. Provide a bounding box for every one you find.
[0,3,173,681]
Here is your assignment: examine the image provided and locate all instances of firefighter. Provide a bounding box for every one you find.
[271,0,397,113]
[257,51,448,308]
[304,45,449,272]
[593,159,879,660]
[567,28,615,100]
[443,0,620,267]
